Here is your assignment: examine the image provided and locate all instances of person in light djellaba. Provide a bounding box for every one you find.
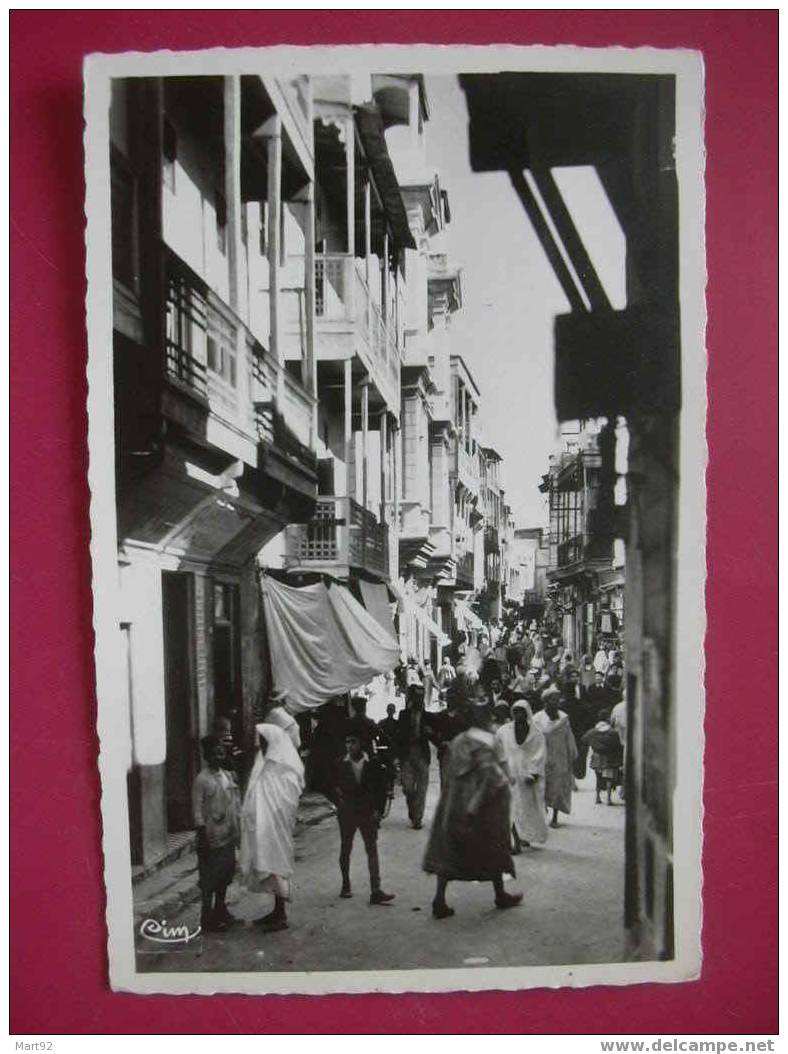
[496,698,548,853]
[533,685,578,828]
[423,675,523,919]
[239,722,304,932]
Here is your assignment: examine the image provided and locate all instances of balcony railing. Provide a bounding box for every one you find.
[557,535,585,568]
[285,496,389,579]
[556,530,614,570]
[484,525,500,554]
[164,248,315,469]
[456,444,480,492]
[314,253,400,411]
[251,352,315,471]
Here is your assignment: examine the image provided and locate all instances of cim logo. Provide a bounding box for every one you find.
[139,917,201,945]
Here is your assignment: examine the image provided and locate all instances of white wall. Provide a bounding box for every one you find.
[118,553,167,768]
[161,112,230,303]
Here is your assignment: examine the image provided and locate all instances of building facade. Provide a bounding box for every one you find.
[110,74,320,864]
[274,74,415,597]
[542,422,621,658]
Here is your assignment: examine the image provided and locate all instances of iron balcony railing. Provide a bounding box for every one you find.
[285,495,389,579]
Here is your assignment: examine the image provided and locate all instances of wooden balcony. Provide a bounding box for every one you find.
[163,248,316,482]
[285,496,389,580]
[554,532,613,581]
[455,550,475,590]
[484,524,500,554]
[310,253,400,412]
[456,443,480,494]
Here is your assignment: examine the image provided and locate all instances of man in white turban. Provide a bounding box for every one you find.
[239,722,304,932]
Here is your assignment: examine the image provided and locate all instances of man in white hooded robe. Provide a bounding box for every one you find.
[496,699,549,852]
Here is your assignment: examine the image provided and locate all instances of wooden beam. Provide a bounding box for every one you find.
[531,167,612,311]
[508,169,587,314]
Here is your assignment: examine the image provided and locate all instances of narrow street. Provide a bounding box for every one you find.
[137,766,625,974]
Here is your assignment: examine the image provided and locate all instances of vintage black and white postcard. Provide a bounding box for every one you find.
[83,43,706,995]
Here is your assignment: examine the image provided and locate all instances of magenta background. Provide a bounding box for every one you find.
[10,10,777,1035]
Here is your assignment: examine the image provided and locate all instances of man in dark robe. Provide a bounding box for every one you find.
[426,689,468,785]
[423,680,523,919]
[310,698,348,803]
[397,686,432,829]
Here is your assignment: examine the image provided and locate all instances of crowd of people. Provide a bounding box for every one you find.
[189,616,627,934]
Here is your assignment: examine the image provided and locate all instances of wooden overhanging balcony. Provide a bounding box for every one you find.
[456,443,480,494]
[251,352,316,480]
[484,524,500,554]
[164,248,316,480]
[555,530,613,578]
[285,495,389,580]
[313,252,400,411]
[454,549,475,590]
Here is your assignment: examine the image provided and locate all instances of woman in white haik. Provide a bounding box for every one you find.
[239,722,304,932]
[496,699,548,853]
[264,697,301,748]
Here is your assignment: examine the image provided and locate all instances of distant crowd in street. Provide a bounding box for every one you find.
[190,609,627,935]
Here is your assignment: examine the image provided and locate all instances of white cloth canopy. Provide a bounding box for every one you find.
[391,580,449,644]
[261,574,400,713]
[455,599,484,631]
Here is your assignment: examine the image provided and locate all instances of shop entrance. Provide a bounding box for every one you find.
[162,570,197,832]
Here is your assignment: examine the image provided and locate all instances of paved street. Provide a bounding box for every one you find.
[137,764,626,974]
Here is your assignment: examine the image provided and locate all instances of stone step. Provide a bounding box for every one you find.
[131,830,195,887]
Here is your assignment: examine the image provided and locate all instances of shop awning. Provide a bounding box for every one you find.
[359,579,397,640]
[411,600,450,645]
[355,104,417,252]
[261,574,399,713]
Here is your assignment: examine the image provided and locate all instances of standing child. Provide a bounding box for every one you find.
[192,735,240,933]
[582,710,624,805]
